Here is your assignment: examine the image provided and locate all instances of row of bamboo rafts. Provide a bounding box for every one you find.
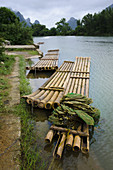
[23,57,91,110]
[26,49,59,70]
[45,57,91,158]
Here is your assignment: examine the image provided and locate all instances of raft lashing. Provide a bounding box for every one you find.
[23,57,90,110]
[23,56,92,158]
[44,56,91,158]
[26,49,59,71]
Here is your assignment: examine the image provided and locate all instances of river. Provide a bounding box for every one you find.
[27,36,113,170]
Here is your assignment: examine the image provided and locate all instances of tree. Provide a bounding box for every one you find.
[0,38,5,56]
[55,18,72,35]
[49,27,57,36]
[0,7,33,44]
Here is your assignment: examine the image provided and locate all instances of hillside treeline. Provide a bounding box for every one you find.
[76,8,113,36]
[0,7,113,45]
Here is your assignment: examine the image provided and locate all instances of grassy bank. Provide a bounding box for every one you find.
[0,53,45,169]
[0,54,15,111]
[6,49,39,55]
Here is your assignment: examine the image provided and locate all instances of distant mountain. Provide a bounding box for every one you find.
[11,9,40,26]
[106,4,113,10]
[26,18,31,27]
[67,17,77,30]
[33,20,40,25]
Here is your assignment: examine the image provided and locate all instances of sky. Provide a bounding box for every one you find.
[0,0,113,28]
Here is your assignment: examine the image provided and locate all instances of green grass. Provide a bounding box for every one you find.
[7,48,39,55]
[0,54,14,111]
[19,55,32,95]
[17,55,45,170]
[0,54,15,75]
[0,52,45,169]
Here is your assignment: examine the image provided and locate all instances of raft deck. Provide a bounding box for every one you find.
[26,49,59,71]
[45,56,91,158]
[23,57,90,109]
[23,56,91,157]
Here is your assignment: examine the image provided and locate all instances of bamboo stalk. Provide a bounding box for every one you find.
[73,124,81,152]
[38,72,65,108]
[50,125,89,137]
[45,130,54,143]
[53,72,71,109]
[53,132,61,157]
[81,123,89,154]
[85,58,90,97]
[66,133,74,150]
[56,132,66,159]
[38,62,71,108]
[45,72,68,109]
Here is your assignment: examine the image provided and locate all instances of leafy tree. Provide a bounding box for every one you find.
[49,27,57,36]
[75,8,113,36]
[0,38,5,56]
[0,7,33,44]
[55,18,72,35]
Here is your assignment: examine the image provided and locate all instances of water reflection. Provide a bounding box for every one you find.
[27,70,55,79]
[26,36,113,170]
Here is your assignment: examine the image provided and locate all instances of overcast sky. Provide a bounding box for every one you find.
[0,0,113,28]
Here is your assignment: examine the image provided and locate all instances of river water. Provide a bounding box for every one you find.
[27,36,113,170]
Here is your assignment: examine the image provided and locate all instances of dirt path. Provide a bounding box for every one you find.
[0,57,21,170]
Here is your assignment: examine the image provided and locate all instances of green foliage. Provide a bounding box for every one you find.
[55,18,72,35]
[19,55,32,95]
[75,8,113,36]
[32,18,73,36]
[0,38,5,55]
[0,54,15,75]
[0,7,33,45]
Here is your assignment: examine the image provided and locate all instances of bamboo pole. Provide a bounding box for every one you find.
[45,72,68,109]
[50,125,89,137]
[85,58,90,97]
[66,133,74,150]
[56,132,66,159]
[81,58,87,96]
[45,130,54,143]
[52,72,71,109]
[76,58,85,94]
[53,132,61,157]
[32,62,66,104]
[81,123,89,154]
[38,62,71,108]
[73,124,81,152]
[37,72,65,108]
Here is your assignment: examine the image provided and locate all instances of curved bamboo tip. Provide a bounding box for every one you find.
[73,135,81,152]
[66,134,73,150]
[52,102,60,109]
[73,146,80,152]
[45,102,53,109]
[33,99,40,107]
[38,100,46,108]
[81,147,89,154]
[26,98,33,104]
[22,95,28,99]
[45,130,54,143]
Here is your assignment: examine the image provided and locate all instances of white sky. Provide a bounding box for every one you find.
[0,0,112,28]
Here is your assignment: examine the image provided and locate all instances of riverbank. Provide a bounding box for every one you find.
[0,50,45,169]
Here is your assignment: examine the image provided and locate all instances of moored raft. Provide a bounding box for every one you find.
[26,49,59,71]
[23,57,91,109]
[23,60,74,108]
[44,56,99,158]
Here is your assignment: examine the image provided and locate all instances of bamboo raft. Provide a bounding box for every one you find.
[45,56,91,158]
[23,57,90,110]
[23,60,74,108]
[26,49,59,71]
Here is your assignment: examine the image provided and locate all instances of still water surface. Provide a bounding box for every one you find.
[27,36,113,170]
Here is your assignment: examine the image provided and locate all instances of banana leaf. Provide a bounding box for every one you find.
[74,110,94,125]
